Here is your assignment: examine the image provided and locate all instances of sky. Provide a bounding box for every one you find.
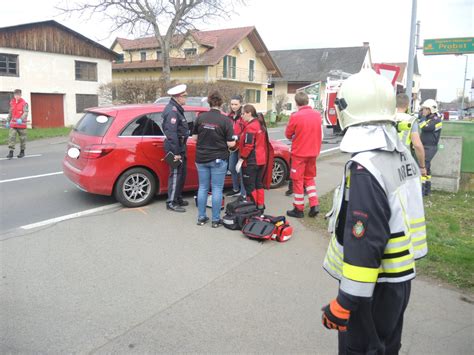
[1,0,473,102]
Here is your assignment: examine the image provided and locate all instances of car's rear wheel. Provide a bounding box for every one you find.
[115,168,157,207]
[271,158,288,189]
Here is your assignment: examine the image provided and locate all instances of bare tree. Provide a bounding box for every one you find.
[274,93,287,115]
[57,0,246,85]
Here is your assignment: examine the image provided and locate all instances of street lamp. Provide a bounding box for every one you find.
[457,54,469,118]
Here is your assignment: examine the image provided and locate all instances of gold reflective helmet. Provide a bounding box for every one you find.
[421,99,438,114]
[335,69,397,130]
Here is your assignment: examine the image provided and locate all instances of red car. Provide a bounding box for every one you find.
[63,104,290,207]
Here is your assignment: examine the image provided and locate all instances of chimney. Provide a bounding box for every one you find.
[363,42,370,47]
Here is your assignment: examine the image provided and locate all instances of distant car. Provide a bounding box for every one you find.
[446,111,460,120]
[155,96,210,108]
[63,104,290,207]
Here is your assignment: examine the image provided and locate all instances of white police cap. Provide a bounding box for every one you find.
[167,84,187,96]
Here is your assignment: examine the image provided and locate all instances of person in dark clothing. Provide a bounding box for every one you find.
[192,91,236,228]
[419,99,442,196]
[162,84,190,212]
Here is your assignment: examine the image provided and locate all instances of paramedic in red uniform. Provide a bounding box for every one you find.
[285,91,322,218]
[238,104,271,211]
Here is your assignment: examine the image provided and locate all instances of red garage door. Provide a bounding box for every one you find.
[31,93,64,128]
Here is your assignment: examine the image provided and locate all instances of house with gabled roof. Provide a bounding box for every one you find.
[269,43,372,112]
[111,27,281,112]
[0,20,117,127]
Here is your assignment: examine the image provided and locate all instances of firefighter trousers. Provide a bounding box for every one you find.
[167,154,187,204]
[291,156,319,211]
[338,281,411,355]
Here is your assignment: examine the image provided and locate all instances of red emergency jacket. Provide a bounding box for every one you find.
[9,98,28,129]
[239,118,267,166]
[285,106,322,158]
[228,110,244,137]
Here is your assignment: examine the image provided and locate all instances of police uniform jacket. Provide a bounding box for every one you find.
[162,98,189,154]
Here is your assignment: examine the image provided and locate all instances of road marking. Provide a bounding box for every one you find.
[0,171,63,184]
[0,154,42,161]
[21,203,121,230]
[320,147,340,154]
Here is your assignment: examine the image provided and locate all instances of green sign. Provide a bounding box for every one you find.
[297,82,322,110]
[423,37,474,55]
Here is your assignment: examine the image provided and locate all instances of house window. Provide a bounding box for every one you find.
[249,59,255,81]
[116,53,124,63]
[140,51,146,61]
[76,94,99,113]
[156,50,162,61]
[75,61,97,81]
[245,89,261,103]
[184,48,197,58]
[0,92,13,113]
[0,53,18,76]
[223,55,236,79]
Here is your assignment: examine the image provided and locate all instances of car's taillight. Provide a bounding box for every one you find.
[82,144,116,159]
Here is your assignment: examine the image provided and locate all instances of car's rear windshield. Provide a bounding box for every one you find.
[74,112,114,137]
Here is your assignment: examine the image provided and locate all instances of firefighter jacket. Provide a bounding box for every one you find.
[162,98,189,155]
[419,113,442,147]
[323,124,427,309]
[239,118,267,166]
[285,105,322,158]
[8,98,28,129]
[228,110,244,138]
[396,112,418,148]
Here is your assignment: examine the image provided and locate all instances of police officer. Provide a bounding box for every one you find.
[419,99,442,196]
[321,70,427,354]
[162,84,190,212]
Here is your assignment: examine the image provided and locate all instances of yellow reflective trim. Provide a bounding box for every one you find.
[414,243,428,251]
[382,253,413,264]
[385,245,411,254]
[410,217,425,224]
[410,226,426,233]
[384,262,414,274]
[411,234,427,242]
[325,255,342,273]
[419,121,427,128]
[343,263,379,283]
[330,236,343,259]
[435,122,443,129]
[387,235,409,244]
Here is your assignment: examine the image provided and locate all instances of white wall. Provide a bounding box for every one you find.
[0,48,112,126]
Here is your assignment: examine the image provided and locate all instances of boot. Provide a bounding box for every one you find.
[425,181,431,196]
[6,150,14,159]
[286,207,304,218]
[17,150,25,158]
[285,180,293,196]
[308,205,320,217]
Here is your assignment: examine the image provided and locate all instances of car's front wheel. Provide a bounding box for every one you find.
[271,158,288,189]
[115,168,157,207]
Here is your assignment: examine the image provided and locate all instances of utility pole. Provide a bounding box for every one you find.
[406,0,417,110]
[461,54,468,118]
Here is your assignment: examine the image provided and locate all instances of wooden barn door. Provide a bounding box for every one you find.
[31,93,64,128]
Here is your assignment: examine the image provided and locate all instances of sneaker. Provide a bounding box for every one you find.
[308,205,320,217]
[166,203,186,213]
[197,217,209,226]
[286,208,304,218]
[212,219,222,228]
[225,189,240,197]
[177,199,189,207]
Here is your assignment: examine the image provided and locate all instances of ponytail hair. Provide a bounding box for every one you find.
[243,104,267,132]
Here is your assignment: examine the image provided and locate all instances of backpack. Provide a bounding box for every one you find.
[222,200,261,230]
[242,215,291,242]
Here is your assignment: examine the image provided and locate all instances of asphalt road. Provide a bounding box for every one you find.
[0,128,342,234]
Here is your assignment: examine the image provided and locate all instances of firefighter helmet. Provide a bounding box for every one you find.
[335,69,396,130]
[421,99,438,114]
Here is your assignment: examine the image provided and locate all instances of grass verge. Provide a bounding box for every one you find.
[302,189,474,292]
[0,127,72,145]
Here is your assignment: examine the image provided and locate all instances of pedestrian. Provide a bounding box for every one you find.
[6,89,29,159]
[192,90,236,227]
[237,104,272,211]
[396,93,426,177]
[321,69,427,354]
[285,91,322,218]
[162,84,190,212]
[226,95,246,198]
[419,99,442,196]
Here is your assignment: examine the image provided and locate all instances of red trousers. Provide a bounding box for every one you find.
[290,156,319,211]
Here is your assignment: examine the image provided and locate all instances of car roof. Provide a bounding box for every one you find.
[86,104,209,116]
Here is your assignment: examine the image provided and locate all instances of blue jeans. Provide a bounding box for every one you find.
[196,159,228,222]
[228,151,246,196]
